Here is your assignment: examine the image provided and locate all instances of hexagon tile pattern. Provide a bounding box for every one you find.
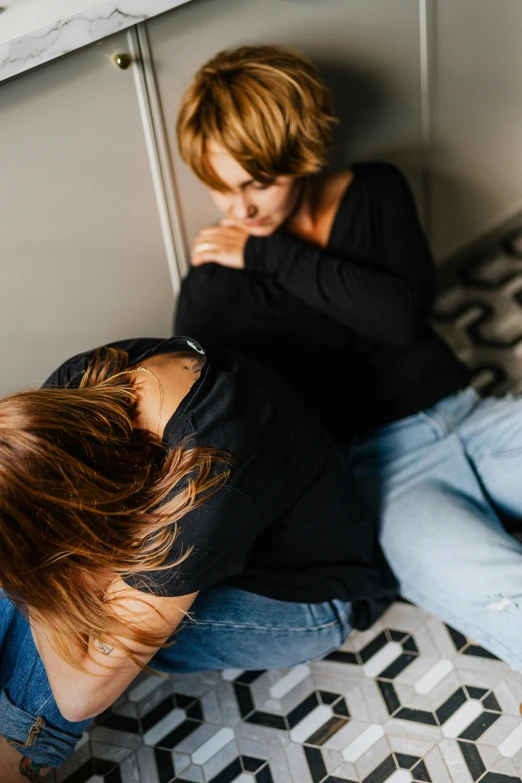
[53,224,522,783]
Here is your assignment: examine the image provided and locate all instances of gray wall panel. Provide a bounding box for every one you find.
[0,33,173,394]
[431,0,522,259]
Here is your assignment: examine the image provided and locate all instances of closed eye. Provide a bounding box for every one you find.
[251,181,274,191]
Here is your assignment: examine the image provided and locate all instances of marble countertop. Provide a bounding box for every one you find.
[0,0,194,83]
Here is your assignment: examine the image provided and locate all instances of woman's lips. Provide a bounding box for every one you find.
[243,217,269,227]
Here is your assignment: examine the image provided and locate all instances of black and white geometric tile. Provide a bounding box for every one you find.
[54,602,522,783]
[52,222,522,783]
[433,223,522,397]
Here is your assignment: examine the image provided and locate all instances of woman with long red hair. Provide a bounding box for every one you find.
[0,335,395,781]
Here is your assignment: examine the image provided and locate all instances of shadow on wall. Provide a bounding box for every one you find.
[316,59,504,264]
[317,58,430,234]
[317,60,390,170]
[425,161,515,262]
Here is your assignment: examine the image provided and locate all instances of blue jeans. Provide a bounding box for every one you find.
[0,587,352,768]
[351,386,522,670]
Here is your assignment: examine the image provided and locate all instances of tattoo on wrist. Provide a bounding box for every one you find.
[92,637,114,655]
[20,757,48,781]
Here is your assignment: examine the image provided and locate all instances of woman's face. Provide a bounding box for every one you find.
[205,142,302,236]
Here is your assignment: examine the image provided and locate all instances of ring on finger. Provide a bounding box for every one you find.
[195,242,214,252]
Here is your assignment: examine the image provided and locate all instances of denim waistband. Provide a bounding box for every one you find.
[352,387,481,461]
[380,387,480,436]
[424,386,481,433]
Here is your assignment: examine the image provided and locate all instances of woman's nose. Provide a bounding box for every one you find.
[230,197,256,221]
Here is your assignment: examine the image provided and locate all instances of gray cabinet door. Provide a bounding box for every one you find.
[0,32,173,395]
[431,0,522,260]
[147,0,424,262]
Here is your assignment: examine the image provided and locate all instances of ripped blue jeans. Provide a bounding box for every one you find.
[350,387,522,669]
[0,587,352,768]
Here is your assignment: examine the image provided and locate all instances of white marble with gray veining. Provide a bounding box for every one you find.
[0,0,194,83]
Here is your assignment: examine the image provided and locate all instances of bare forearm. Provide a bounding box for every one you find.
[30,617,87,674]
[29,619,109,721]
[27,583,195,723]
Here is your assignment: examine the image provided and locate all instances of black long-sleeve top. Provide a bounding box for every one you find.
[175,161,470,444]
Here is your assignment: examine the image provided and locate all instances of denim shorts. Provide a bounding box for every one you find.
[0,586,352,767]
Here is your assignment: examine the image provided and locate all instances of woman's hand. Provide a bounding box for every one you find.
[191,220,249,269]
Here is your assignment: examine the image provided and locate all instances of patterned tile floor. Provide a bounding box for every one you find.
[53,222,522,783]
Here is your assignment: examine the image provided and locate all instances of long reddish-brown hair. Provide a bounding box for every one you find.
[0,347,230,669]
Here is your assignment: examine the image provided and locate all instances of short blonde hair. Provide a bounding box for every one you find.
[176,45,337,191]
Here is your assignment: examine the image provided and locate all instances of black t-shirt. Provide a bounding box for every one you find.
[175,161,470,443]
[44,336,397,629]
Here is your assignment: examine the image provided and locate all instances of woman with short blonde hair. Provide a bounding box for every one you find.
[175,43,522,678]
[177,44,336,190]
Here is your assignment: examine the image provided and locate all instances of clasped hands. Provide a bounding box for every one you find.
[191,219,249,269]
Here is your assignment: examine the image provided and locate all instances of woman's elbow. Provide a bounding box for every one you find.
[56,693,104,724]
